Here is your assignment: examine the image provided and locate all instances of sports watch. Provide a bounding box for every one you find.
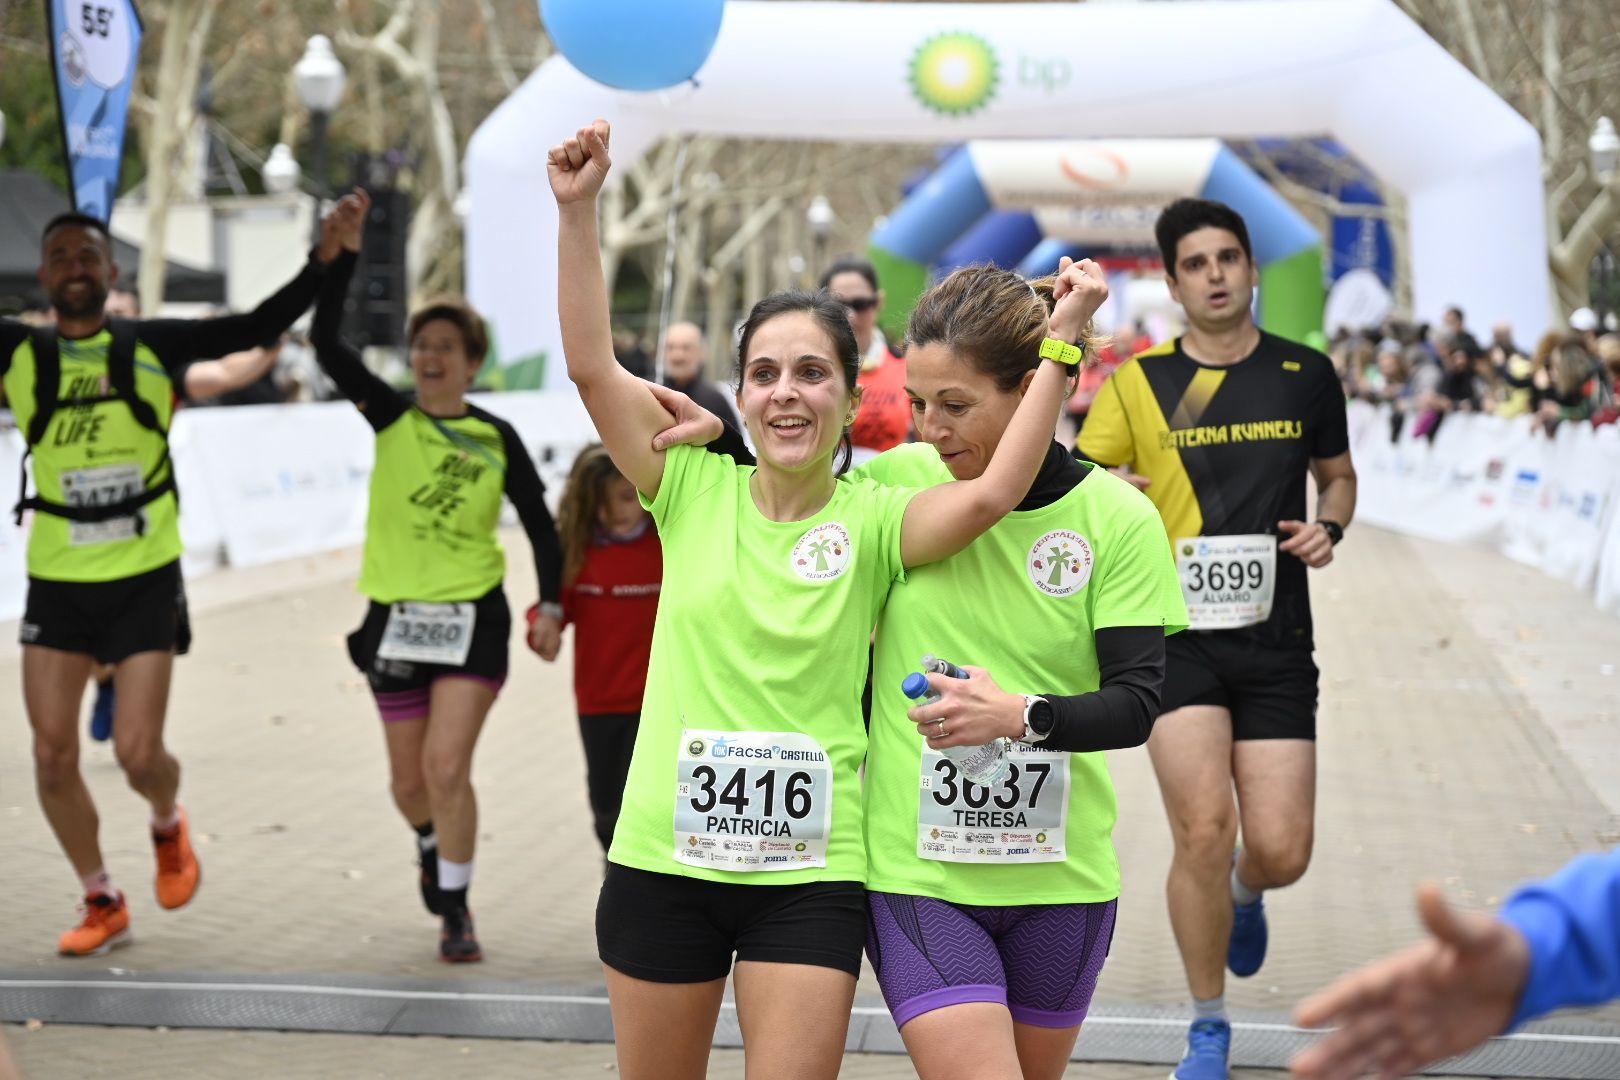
[1038,338,1085,368]
[1316,519,1345,546]
[1019,695,1055,744]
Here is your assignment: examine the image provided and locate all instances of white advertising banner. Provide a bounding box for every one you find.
[1350,402,1620,622]
[185,403,375,569]
[969,139,1222,209]
[0,430,26,620]
[169,416,227,578]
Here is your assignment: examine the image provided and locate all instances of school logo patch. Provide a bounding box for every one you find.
[1027,530,1093,597]
[791,522,852,582]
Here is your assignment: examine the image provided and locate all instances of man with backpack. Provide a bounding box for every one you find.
[2,210,342,955]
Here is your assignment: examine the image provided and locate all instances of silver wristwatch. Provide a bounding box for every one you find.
[1019,694,1053,744]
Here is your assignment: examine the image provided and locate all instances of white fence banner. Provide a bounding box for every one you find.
[0,430,26,620]
[184,402,375,569]
[1348,401,1620,620]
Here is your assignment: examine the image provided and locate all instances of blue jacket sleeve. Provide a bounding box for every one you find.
[1500,849,1620,1027]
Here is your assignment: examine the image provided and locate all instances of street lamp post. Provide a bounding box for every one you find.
[262,143,301,196]
[806,194,835,281]
[293,34,346,243]
[1589,118,1619,327]
[0,107,7,152]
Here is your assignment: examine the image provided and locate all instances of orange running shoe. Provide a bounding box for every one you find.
[58,892,132,956]
[153,807,201,910]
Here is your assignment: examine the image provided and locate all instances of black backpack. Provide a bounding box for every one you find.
[13,320,177,532]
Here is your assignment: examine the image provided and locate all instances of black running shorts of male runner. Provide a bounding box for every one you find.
[19,559,192,664]
[596,863,868,983]
[1161,631,1319,741]
[345,586,512,713]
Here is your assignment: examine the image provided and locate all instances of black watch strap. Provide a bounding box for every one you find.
[1317,519,1344,545]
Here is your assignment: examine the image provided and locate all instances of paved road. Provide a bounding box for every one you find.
[3,523,1617,1078]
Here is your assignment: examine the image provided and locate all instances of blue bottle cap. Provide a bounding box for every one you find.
[901,672,930,699]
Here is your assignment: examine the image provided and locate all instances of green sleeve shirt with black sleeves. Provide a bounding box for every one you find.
[0,256,329,582]
[309,251,561,606]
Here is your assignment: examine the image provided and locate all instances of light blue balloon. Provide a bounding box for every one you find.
[541,0,727,92]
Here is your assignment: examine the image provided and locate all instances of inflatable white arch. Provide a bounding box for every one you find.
[467,0,1547,390]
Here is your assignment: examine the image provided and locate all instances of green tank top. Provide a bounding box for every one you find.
[3,331,180,582]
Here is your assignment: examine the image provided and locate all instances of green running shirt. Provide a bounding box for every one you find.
[0,258,327,582]
[608,443,916,885]
[855,443,1186,905]
[309,253,561,606]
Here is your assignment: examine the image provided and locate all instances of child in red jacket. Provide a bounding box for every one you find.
[528,444,662,853]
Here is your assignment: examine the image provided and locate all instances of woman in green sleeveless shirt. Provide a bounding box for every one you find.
[548,121,1106,1080]
[311,193,563,965]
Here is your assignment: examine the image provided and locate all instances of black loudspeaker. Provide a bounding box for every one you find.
[342,186,411,347]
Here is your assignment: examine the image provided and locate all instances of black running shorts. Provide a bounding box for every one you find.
[19,559,191,664]
[1161,631,1319,741]
[597,863,867,983]
[345,585,511,695]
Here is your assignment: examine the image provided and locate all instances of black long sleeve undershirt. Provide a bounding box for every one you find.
[310,250,409,431]
[488,412,564,605]
[1,253,329,390]
[1031,625,1165,752]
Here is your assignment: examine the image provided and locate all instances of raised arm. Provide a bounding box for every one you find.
[142,207,345,370]
[549,121,676,498]
[182,342,281,401]
[899,258,1108,568]
[305,193,410,431]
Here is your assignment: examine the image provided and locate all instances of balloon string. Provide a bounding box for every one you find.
[652,139,691,386]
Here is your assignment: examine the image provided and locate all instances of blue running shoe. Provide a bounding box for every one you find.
[1171,1018,1230,1080]
[88,679,115,742]
[1228,893,1269,977]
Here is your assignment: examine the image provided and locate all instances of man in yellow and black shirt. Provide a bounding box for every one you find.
[1079,198,1356,1080]
[1,211,342,957]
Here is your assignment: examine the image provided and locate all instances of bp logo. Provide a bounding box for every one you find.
[687,738,706,757]
[1028,530,1094,597]
[791,522,852,582]
[908,32,999,117]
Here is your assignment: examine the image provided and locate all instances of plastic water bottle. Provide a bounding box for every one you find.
[902,654,1009,785]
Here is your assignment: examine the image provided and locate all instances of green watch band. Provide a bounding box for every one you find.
[1039,338,1084,368]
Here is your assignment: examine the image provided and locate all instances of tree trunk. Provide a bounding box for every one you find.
[139,0,216,312]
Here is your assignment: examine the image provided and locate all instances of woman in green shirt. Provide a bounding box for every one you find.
[312,193,563,965]
[547,120,1106,1080]
[657,268,1188,1079]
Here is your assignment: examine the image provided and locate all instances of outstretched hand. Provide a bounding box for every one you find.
[1290,883,1530,1080]
[547,120,613,205]
[318,188,371,262]
[1048,256,1110,346]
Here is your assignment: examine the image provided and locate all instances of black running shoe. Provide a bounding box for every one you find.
[439,907,482,963]
[418,845,444,915]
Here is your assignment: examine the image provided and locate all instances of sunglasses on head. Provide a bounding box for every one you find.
[838,295,878,313]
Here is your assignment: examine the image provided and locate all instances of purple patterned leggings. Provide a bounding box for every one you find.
[865,891,1117,1029]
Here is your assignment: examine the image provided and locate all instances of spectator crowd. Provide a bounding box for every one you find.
[1332,305,1620,438]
